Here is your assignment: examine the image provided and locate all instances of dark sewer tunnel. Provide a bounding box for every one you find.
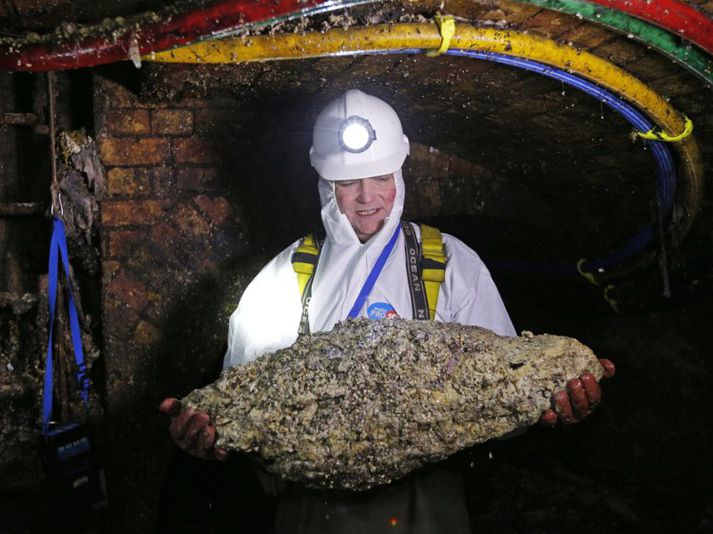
[0,1,712,532]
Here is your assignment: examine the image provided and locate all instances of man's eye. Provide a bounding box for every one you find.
[338,181,356,187]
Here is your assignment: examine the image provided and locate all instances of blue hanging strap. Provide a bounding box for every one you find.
[42,222,60,435]
[42,217,90,435]
[347,225,401,319]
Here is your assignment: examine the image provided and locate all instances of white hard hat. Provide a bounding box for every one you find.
[310,89,410,181]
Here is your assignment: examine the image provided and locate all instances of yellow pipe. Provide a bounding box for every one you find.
[146,23,704,237]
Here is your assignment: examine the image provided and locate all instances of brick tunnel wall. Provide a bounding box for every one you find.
[96,75,244,403]
[94,75,258,530]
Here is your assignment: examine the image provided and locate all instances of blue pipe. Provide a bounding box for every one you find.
[363,48,677,277]
[450,49,675,276]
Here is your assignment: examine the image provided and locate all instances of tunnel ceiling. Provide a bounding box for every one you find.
[1,0,712,280]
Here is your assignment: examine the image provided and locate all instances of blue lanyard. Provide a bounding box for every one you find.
[347,225,401,319]
[42,217,90,435]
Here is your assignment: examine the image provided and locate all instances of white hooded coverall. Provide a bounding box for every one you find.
[224,170,514,368]
[222,171,516,534]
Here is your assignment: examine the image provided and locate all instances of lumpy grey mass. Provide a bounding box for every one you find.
[182,318,603,491]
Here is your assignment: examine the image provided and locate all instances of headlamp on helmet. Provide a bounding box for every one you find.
[338,116,377,153]
[310,89,410,181]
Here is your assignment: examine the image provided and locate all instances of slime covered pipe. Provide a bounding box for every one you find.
[583,0,713,55]
[514,0,713,85]
[1,0,711,77]
[0,0,374,71]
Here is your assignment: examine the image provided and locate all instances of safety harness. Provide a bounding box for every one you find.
[292,222,446,335]
[292,231,323,336]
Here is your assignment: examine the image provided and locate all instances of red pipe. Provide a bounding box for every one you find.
[0,0,340,72]
[586,0,713,55]
[3,0,711,71]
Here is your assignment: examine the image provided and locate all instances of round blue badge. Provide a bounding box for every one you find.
[367,302,398,320]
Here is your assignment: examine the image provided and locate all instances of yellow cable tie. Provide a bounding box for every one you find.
[603,284,620,314]
[576,258,599,286]
[426,14,455,57]
[637,116,693,142]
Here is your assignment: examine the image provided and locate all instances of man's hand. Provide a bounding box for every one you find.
[540,358,616,427]
[159,397,229,461]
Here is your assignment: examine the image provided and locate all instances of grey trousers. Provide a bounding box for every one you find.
[274,467,471,534]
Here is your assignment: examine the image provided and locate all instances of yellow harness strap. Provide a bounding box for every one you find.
[292,226,446,321]
[293,233,320,297]
[419,224,446,320]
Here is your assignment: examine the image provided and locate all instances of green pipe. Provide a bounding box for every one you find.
[516,0,713,86]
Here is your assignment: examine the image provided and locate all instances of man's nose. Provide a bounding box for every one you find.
[356,179,375,202]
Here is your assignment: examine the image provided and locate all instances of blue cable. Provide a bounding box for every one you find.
[353,47,677,277]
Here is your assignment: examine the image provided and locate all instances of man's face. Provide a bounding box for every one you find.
[334,174,397,242]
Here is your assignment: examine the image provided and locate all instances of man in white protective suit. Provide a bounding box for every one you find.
[159,89,615,533]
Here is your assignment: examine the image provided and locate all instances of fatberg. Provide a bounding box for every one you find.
[182,318,604,490]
